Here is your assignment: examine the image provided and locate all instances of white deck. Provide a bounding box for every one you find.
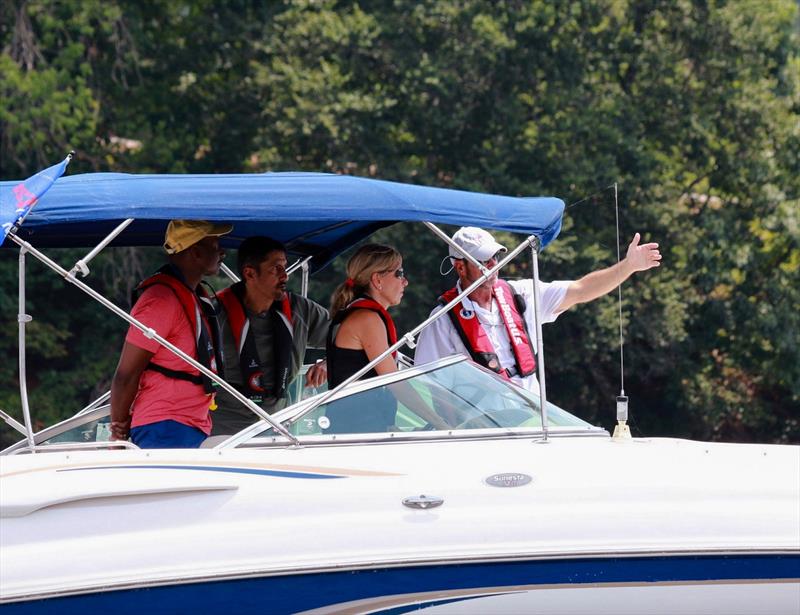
[2,436,798,601]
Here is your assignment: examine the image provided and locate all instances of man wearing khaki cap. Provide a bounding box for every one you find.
[110,219,232,448]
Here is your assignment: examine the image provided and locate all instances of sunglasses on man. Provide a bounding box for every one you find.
[458,252,502,267]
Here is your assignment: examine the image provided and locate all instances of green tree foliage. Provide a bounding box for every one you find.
[1,0,798,446]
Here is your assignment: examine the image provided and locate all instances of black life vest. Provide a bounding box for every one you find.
[438,279,536,379]
[132,265,222,394]
[216,281,294,402]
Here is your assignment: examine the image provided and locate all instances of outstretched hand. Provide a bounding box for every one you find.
[558,232,662,311]
[625,233,661,272]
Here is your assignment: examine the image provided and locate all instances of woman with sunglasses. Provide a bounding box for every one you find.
[326,243,424,433]
[326,244,450,434]
[328,243,407,389]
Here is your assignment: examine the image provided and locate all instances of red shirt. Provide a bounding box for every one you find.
[126,284,213,434]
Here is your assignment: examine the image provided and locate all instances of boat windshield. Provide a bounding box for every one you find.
[255,359,595,438]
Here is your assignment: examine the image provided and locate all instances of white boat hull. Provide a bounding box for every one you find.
[2,436,798,613]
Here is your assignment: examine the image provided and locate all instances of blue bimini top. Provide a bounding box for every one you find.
[1,171,564,270]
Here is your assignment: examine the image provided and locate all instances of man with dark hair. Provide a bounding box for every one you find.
[110,219,232,448]
[211,236,330,435]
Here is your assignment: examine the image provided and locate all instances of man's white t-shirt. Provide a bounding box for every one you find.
[414,279,570,392]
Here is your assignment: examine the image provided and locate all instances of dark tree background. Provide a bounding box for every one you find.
[2,0,798,446]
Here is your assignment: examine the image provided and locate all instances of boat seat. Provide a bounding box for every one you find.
[199,435,231,448]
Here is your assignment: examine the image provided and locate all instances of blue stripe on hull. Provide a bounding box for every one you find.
[4,554,798,615]
[58,465,344,479]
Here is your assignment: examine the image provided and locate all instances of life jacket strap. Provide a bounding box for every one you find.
[145,362,204,385]
[133,265,221,393]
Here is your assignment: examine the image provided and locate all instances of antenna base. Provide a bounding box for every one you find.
[613,420,632,440]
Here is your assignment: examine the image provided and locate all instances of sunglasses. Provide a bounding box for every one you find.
[459,253,500,267]
[380,267,406,279]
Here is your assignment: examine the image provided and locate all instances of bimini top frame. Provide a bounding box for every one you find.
[1,171,565,451]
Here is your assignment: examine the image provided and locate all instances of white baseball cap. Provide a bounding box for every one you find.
[448,227,507,262]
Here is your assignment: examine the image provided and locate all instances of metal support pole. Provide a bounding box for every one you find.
[300,260,309,298]
[219,262,240,283]
[75,390,112,417]
[0,408,27,436]
[530,239,549,441]
[68,218,135,278]
[423,222,491,275]
[17,247,36,452]
[6,231,300,445]
[222,255,310,286]
[286,255,312,277]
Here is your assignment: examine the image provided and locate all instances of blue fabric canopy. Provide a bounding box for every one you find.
[1,172,564,270]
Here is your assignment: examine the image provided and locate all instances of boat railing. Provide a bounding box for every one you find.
[9,440,140,455]
[75,390,112,417]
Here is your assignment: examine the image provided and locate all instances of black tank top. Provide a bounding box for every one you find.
[327,345,378,388]
[324,302,397,433]
[326,298,395,386]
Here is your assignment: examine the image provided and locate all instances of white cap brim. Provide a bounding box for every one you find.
[449,240,507,262]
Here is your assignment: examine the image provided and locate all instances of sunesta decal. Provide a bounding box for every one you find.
[485,473,532,488]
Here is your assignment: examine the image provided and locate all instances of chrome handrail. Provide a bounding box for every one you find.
[10,440,140,455]
[75,391,112,417]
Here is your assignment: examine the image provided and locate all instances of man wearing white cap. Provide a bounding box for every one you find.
[110,219,232,448]
[414,226,661,392]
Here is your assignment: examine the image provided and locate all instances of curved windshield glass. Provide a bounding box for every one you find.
[257,361,595,437]
[41,415,112,444]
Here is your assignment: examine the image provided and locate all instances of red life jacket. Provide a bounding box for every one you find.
[216,282,294,401]
[133,265,221,394]
[438,279,536,379]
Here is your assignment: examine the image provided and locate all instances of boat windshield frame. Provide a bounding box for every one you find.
[214,355,607,450]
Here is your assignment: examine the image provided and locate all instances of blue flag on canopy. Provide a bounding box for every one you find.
[1,152,73,243]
